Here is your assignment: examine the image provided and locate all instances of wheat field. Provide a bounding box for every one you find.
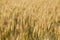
[0,0,60,40]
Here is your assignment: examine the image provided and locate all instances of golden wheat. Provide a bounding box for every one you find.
[0,0,60,40]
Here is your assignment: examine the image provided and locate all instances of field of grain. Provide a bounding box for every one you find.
[0,0,60,40]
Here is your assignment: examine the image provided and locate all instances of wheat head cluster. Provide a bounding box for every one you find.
[0,0,60,40]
